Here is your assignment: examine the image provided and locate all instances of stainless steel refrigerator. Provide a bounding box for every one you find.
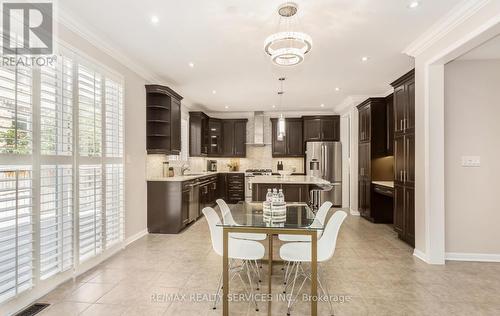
[306,142,342,207]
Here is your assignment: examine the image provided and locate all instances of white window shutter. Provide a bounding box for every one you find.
[78,165,102,262]
[0,167,33,302]
[39,165,73,280]
[78,65,102,157]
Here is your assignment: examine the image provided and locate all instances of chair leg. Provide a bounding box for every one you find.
[283,261,290,285]
[318,266,334,316]
[286,262,301,315]
[283,261,296,293]
[212,272,223,310]
[253,259,262,284]
[245,260,259,312]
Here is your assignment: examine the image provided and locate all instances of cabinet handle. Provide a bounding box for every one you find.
[400,120,403,131]
[400,170,403,181]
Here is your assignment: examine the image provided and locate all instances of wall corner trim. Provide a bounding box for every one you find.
[413,248,430,263]
[125,229,149,246]
[403,0,490,57]
[349,209,360,216]
[445,252,500,263]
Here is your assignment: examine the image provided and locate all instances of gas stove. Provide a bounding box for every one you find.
[245,168,273,176]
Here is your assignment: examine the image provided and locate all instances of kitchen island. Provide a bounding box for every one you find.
[250,175,332,203]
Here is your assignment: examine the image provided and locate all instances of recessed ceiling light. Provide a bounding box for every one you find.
[212,90,217,94]
[272,105,276,108]
[409,1,420,9]
[361,56,369,62]
[335,87,340,92]
[151,16,159,24]
[225,106,229,109]
[188,62,194,68]
[320,104,325,108]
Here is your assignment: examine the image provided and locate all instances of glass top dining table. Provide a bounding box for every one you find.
[216,202,324,231]
[218,202,323,316]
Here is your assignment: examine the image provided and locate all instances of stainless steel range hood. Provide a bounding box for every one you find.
[246,111,270,146]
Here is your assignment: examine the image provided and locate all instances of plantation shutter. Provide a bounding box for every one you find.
[78,165,102,262]
[78,65,102,157]
[0,167,33,302]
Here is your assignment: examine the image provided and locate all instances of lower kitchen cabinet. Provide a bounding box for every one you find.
[147,181,192,234]
[394,184,414,246]
[252,183,309,203]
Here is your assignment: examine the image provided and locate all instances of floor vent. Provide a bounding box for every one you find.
[15,303,50,316]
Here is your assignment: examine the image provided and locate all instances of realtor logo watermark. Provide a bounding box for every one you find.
[1,1,56,66]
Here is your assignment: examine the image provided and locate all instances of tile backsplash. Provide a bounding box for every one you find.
[146,146,304,178]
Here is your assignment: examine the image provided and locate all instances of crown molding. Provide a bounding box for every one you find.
[55,8,165,84]
[403,0,490,57]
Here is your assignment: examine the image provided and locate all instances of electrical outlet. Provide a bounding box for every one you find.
[461,156,480,167]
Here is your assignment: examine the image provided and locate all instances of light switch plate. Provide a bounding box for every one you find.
[461,156,480,167]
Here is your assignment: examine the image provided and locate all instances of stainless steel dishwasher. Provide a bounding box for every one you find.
[188,180,200,223]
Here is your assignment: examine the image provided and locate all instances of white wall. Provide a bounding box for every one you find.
[444,59,500,255]
[409,0,500,263]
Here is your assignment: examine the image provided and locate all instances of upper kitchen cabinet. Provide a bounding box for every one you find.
[189,112,247,158]
[222,119,248,157]
[146,85,183,155]
[271,118,304,157]
[208,118,223,156]
[189,112,209,157]
[357,98,388,158]
[392,69,415,135]
[302,116,340,142]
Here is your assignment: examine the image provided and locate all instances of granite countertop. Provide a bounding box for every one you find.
[147,171,244,182]
[249,175,331,185]
[372,181,394,188]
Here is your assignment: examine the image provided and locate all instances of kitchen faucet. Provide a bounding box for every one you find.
[181,164,190,175]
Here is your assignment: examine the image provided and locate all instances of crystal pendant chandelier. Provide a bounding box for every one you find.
[264,2,312,66]
[277,77,286,141]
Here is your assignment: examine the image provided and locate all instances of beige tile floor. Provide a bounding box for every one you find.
[37,209,500,316]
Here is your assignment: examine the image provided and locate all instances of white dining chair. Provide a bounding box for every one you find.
[278,201,333,242]
[216,199,267,241]
[203,207,264,311]
[279,210,347,316]
[216,199,266,283]
[279,201,332,285]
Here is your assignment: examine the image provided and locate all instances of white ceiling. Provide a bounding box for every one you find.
[458,34,500,60]
[59,0,462,112]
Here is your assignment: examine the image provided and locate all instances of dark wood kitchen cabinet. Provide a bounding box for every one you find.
[189,112,209,157]
[357,98,393,223]
[271,118,304,157]
[189,112,247,158]
[148,180,191,234]
[208,119,223,156]
[391,69,415,247]
[302,116,340,142]
[252,183,309,203]
[393,70,415,136]
[222,119,248,157]
[146,85,183,155]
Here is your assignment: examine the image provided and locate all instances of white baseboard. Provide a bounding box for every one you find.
[445,252,500,262]
[349,208,360,216]
[125,229,148,246]
[413,248,429,263]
